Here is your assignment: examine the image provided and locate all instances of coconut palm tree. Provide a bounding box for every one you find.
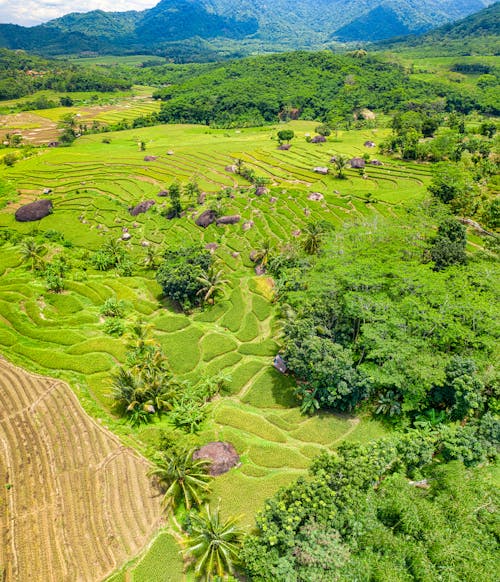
[184,504,244,580]
[252,239,272,268]
[196,266,229,305]
[301,221,327,255]
[19,238,45,271]
[147,449,211,511]
[332,154,349,178]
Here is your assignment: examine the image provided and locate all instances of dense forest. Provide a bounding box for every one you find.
[151,51,499,127]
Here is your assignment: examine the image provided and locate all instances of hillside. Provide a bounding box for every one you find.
[374,1,500,54]
[0,0,495,57]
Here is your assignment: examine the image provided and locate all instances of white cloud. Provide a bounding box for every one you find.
[0,1,157,26]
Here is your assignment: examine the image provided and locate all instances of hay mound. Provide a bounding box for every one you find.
[15,199,53,222]
[193,442,240,476]
[129,200,155,216]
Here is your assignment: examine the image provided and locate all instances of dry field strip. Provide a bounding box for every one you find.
[0,358,163,581]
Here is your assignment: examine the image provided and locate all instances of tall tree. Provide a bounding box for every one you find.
[184,504,244,580]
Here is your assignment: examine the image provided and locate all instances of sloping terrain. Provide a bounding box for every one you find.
[0,357,163,581]
[0,0,494,55]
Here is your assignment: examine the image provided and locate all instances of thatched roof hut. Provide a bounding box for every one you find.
[216,215,240,225]
[350,157,366,169]
[196,209,217,228]
[313,167,329,175]
[311,135,326,143]
[193,442,240,476]
[129,200,155,216]
[273,355,287,374]
[15,199,53,222]
[255,187,269,196]
[364,141,376,148]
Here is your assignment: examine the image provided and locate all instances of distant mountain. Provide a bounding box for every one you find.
[0,0,496,57]
[374,1,500,53]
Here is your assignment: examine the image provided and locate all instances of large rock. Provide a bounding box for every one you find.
[193,442,240,476]
[15,199,53,222]
[129,200,155,216]
[350,157,366,169]
[216,215,240,225]
[196,209,217,228]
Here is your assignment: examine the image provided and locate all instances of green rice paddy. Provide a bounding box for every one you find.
[0,120,430,579]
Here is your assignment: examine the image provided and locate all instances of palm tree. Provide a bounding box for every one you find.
[252,239,272,268]
[196,266,229,305]
[184,504,244,581]
[19,239,45,271]
[332,154,349,178]
[142,245,162,270]
[147,449,211,511]
[301,221,327,255]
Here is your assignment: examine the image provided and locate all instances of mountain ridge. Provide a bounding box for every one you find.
[0,0,495,57]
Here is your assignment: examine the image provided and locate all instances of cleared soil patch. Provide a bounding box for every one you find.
[0,358,163,582]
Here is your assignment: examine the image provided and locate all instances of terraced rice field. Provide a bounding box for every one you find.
[0,358,163,582]
[0,121,429,578]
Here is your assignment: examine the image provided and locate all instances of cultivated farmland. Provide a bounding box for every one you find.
[0,121,429,578]
[0,358,163,581]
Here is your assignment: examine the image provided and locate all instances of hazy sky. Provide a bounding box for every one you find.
[0,1,158,26]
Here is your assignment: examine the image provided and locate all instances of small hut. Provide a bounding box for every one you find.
[225,165,237,173]
[255,186,269,197]
[197,192,207,205]
[308,192,324,201]
[313,167,329,175]
[143,156,157,162]
[278,143,291,150]
[311,135,326,143]
[370,159,383,166]
[15,199,53,222]
[157,190,169,197]
[273,355,287,374]
[350,157,366,169]
[193,442,240,476]
[364,141,376,148]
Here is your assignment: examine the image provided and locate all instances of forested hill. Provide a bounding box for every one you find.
[0,0,495,57]
[151,50,498,127]
[0,48,132,100]
[374,1,500,54]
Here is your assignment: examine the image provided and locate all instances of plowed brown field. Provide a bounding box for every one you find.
[0,358,163,581]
